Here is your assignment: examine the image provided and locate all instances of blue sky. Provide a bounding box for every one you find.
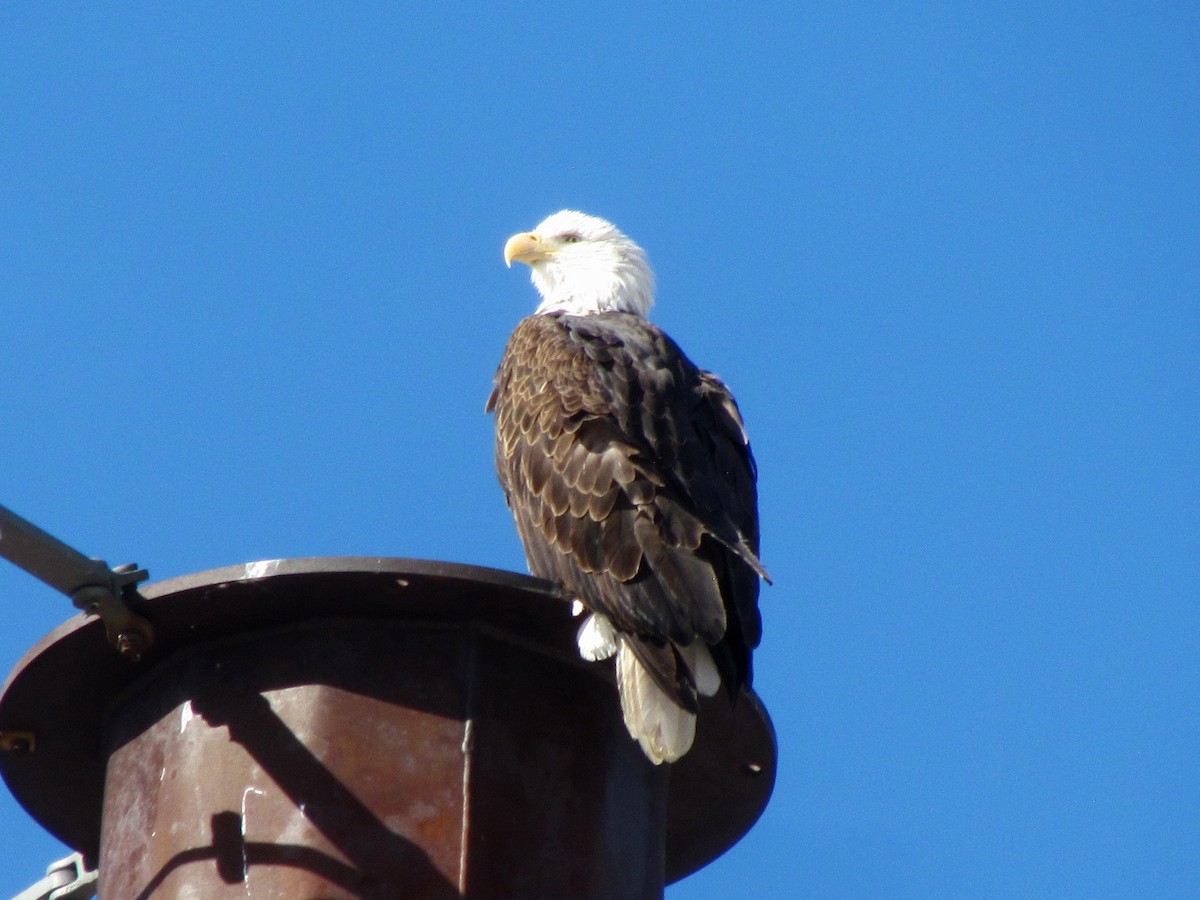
[1,4,1197,897]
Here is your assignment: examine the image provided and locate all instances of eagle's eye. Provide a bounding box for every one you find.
[560,232,583,244]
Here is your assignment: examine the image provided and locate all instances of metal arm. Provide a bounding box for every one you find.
[12,852,97,900]
[0,504,154,660]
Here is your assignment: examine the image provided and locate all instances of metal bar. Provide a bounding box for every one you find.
[11,852,97,900]
[0,505,115,597]
[0,504,154,659]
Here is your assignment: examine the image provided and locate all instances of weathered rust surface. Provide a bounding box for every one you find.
[100,622,472,898]
[0,558,776,896]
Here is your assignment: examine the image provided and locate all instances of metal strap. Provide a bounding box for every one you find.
[11,853,97,900]
[0,504,154,660]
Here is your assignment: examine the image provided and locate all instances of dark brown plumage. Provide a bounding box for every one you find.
[488,310,767,762]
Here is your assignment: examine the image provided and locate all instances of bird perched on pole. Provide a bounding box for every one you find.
[488,210,768,763]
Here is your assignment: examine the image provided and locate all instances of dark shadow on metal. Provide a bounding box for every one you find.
[189,689,457,899]
[97,618,482,897]
[210,811,244,884]
[132,812,369,900]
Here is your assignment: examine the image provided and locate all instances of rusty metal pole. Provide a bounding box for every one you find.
[1,559,775,899]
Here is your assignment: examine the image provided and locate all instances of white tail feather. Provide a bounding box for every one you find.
[683,642,721,697]
[615,638,696,764]
[576,612,618,661]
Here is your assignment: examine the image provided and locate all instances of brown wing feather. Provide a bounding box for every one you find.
[489,312,765,707]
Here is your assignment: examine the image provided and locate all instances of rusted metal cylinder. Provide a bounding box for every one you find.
[99,619,666,898]
[0,559,776,899]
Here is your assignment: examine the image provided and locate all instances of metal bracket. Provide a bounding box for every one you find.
[0,504,154,661]
[70,564,153,660]
[11,852,97,900]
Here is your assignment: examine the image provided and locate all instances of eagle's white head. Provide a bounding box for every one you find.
[503,210,655,318]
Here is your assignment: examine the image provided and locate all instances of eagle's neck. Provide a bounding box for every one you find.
[531,247,655,317]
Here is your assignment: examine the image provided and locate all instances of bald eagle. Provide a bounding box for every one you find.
[487,210,768,763]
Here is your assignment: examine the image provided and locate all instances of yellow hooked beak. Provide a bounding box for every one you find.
[503,231,549,268]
